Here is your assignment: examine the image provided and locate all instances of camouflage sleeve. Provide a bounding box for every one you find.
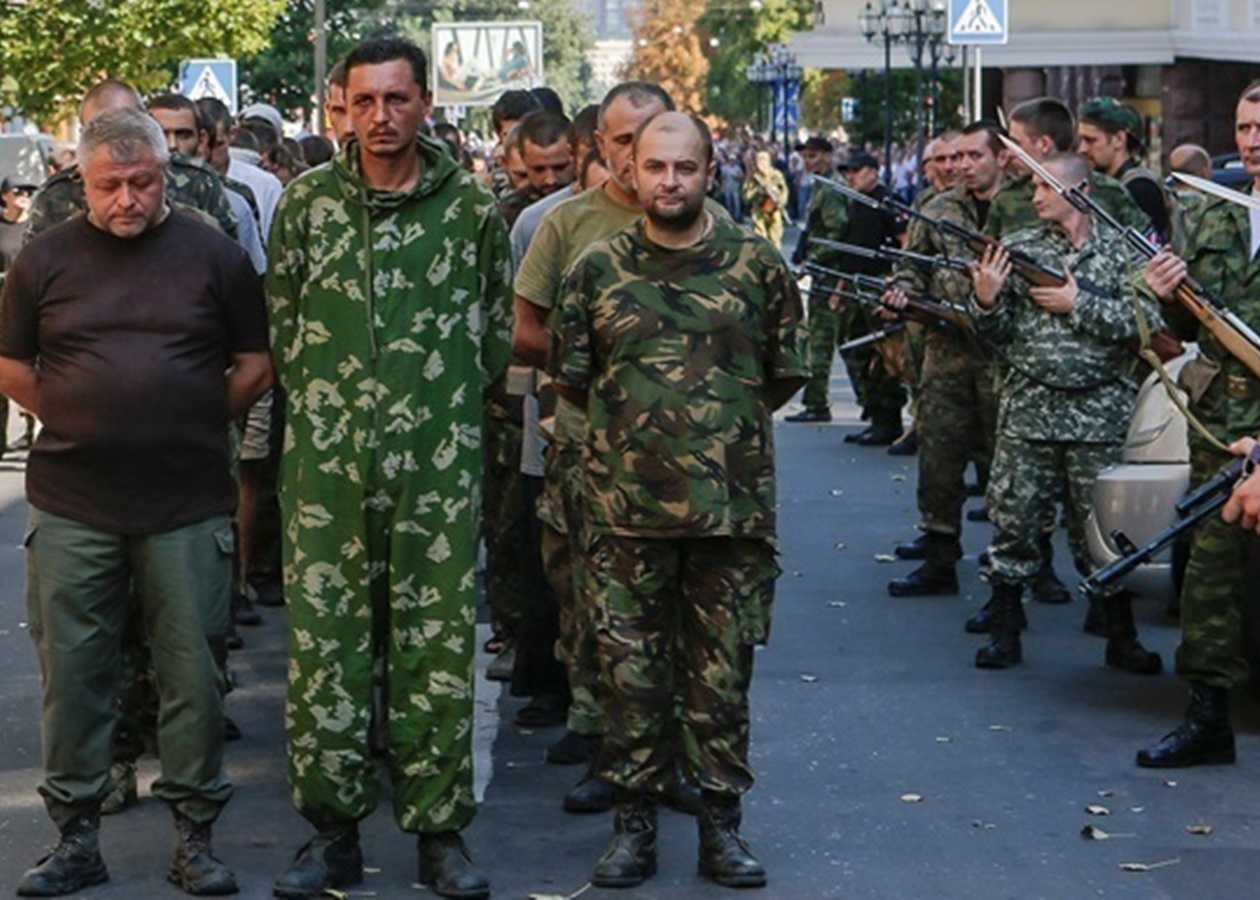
[548,254,599,392]
[263,191,305,390]
[1069,275,1142,344]
[204,177,240,241]
[891,215,932,293]
[23,175,84,243]
[478,200,514,388]
[763,254,807,380]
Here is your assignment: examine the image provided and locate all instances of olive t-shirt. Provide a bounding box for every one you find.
[0,210,270,535]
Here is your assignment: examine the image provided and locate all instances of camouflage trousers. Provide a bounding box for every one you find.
[1175,448,1257,688]
[585,533,779,796]
[750,210,783,251]
[538,441,603,737]
[987,436,1120,586]
[282,479,477,834]
[483,412,525,642]
[916,351,997,537]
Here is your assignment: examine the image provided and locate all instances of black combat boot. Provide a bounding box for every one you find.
[1137,683,1235,768]
[854,410,902,446]
[563,760,615,813]
[1082,592,1109,637]
[417,831,489,899]
[1030,537,1070,604]
[273,822,363,899]
[697,792,766,888]
[169,814,237,896]
[888,533,960,597]
[660,760,703,816]
[1103,591,1162,675]
[975,583,1023,669]
[592,791,658,888]
[784,408,831,423]
[964,595,1027,634]
[893,532,929,560]
[16,814,108,897]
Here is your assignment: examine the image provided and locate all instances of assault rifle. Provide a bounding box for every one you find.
[814,174,1069,288]
[1079,446,1260,599]
[839,322,907,353]
[802,261,975,334]
[998,135,1260,380]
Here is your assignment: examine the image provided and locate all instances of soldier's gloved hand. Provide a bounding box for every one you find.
[1141,250,1187,303]
[1029,267,1079,315]
[1222,437,1260,533]
[971,243,1011,310]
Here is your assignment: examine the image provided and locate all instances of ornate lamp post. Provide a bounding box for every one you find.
[745,43,803,168]
[859,1,908,187]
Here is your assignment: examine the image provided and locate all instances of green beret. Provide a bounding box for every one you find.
[1079,96,1142,135]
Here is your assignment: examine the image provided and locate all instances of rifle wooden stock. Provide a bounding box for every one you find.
[1171,283,1260,379]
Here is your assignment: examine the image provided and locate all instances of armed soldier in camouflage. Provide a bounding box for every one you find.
[26,81,237,243]
[1135,79,1260,770]
[743,150,789,249]
[1078,96,1172,245]
[967,152,1162,672]
[266,37,511,899]
[883,121,1006,597]
[551,110,805,891]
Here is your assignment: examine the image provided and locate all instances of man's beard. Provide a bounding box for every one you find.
[645,192,706,232]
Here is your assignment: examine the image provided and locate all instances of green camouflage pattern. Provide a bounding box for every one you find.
[987,436,1120,585]
[1155,193,1260,690]
[975,221,1153,442]
[25,153,238,241]
[266,134,512,833]
[482,413,524,642]
[983,171,1152,240]
[798,183,849,413]
[498,184,539,229]
[587,534,778,794]
[551,216,805,538]
[893,185,997,536]
[743,167,789,248]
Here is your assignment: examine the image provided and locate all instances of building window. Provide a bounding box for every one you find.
[1193,0,1227,30]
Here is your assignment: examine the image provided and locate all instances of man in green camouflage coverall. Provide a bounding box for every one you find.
[266,38,510,900]
[1135,80,1260,771]
[967,152,1162,673]
[883,122,1005,598]
[551,111,805,891]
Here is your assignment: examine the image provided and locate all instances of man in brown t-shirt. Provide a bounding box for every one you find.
[0,108,272,898]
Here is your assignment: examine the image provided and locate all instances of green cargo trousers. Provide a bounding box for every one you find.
[24,507,234,828]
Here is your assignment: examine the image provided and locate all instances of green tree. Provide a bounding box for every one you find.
[699,0,813,126]
[0,0,287,126]
[846,66,964,149]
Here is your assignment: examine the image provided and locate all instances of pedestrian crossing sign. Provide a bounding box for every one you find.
[948,0,1008,46]
[180,59,238,115]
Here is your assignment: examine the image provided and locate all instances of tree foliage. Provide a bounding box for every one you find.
[845,66,964,149]
[0,0,287,126]
[620,0,709,115]
[699,0,813,125]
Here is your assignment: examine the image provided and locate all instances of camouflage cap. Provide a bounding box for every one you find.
[1079,96,1141,136]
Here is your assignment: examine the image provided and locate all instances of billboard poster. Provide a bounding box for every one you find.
[432,21,544,107]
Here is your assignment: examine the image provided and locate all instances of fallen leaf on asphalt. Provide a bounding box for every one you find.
[1119,859,1180,872]
[1130,807,1145,814]
[828,601,846,608]
[891,474,907,482]
[988,725,1009,732]
[792,571,803,577]
[873,554,898,563]
[800,674,818,683]
[1163,780,1178,788]
[830,489,844,496]
[1086,805,1111,816]
[971,820,995,829]
[1081,824,1111,840]
[1186,824,1213,835]
[900,793,923,803]
[935,736,953,743]
[833,541,846,550]
[1097,789,1115,797]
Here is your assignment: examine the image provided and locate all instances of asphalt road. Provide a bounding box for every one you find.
[1,371,1260,900]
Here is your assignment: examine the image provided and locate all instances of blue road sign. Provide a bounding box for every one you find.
[180,59,238,115]
[948,0,1007,46]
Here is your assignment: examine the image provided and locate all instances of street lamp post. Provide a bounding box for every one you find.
[744,44,803,169]
[859,0,954,187]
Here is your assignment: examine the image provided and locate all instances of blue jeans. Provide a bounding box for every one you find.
[24,507,234,827]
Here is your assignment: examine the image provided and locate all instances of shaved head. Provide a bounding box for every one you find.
[633,110,712,166]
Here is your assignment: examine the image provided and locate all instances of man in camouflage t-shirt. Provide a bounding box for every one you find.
[551,111,805,891]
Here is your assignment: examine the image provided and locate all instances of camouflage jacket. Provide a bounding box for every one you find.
[799,174,849,272]
[1157,192,1260,455]
[498,183,540,229]
[267,133,513,459]
[551,216,806,539]
[891,184,988,368]
[743,168,789,218]
[974,221,1154,443]
[25,153,239,242]
[984,172,1151,240]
